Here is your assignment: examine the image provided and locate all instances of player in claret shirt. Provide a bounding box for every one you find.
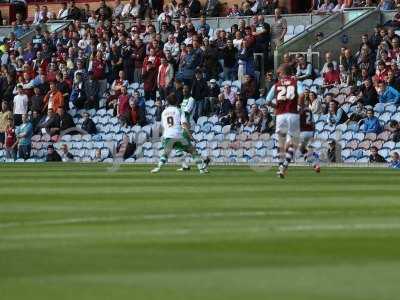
[266,64,305,178]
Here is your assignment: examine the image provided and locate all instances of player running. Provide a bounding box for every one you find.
[266,64,305,178]
[151,93,208,174]
[176,85,195,171]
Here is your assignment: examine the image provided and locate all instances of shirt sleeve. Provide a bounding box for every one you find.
[266,84,276,102]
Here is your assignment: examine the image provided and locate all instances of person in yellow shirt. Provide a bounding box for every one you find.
[0,101,12,147]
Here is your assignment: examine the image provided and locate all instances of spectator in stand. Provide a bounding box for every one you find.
[349,101,366,123]
[157,57,174,100]
[270,8,287,50]
[128,97,146,126]
[0,101,12,147]
[340,48,356,72]
[223,84,236,106]
[13,84,29,127]
[389,120,400,142]
[360,78,379,106]
[143,60,158,101]
[360,108,382,134]
[231,101,248,130]
[38,109,60,136]
[386,69,400,90]
[154,98,163,122]
[327,139,337,163]
[376,81,400,104]
[247,104,263,127]
[379,0,395,10]
[43,82,64,114]
[326,100,348,125]
[57,2,69,20]
[15,113,32,160]
[46,144,62,162]
[31,87,44,114]
[122,0,138,19]
[113,0,125,19]
[296,55,313,80]
[60,144,75,162]
[58,107,76,133]
[88,51,107,99]
[68,2,82,21]
[117,86,130,122]
[369,146,387,163]
[323,63,341,88]
[321,52,338,75]
[108,70,127,107]
[96,0,112,20]
[222,39,238,81]
[256,106,274,134]
[4,118,17,160]
[191,71,209,120]
[241,74,258,101]
[81,112,97,135]
[238,39,255,82]
[215,93,232,126]
[164,35,180,60]
[308,90,324,116]
[314,0,335,14]
[332,0,348,11]
[389,151,400,168]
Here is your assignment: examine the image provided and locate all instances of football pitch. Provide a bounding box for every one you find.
[1,164,400,300]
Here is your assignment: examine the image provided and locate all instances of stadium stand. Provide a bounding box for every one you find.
[0,0,400,166]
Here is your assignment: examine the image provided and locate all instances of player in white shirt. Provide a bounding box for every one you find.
[151,93,208,174]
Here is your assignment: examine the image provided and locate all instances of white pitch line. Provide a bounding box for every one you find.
[0,211,288,228]
[1,223,400,243]
[1,210,400,230]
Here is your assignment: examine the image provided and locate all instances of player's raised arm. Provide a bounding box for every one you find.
[265,84,276,108]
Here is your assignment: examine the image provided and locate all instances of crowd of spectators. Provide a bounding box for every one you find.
[0,0,399,167]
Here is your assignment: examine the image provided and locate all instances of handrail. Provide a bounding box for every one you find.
[312,8,377,49]
[278,12,340,48]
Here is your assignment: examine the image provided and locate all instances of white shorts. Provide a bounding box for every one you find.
[300,131,314,145]
[276,113,300,139]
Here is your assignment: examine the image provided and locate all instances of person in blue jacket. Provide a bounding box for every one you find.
[377,81,400,104]
[360,108,382,134]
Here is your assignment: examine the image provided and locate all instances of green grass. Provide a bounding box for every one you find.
[0,164,400,300]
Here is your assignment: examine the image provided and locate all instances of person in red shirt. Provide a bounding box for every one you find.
[117,86,130,121]
[142,60,158,100]
[4,118,17,160]
[90,51,107,99]
[323,63,341,89]
[375,60,388,82]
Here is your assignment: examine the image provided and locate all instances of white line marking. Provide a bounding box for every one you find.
[1,223,400,243]
[1,209,399,229]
